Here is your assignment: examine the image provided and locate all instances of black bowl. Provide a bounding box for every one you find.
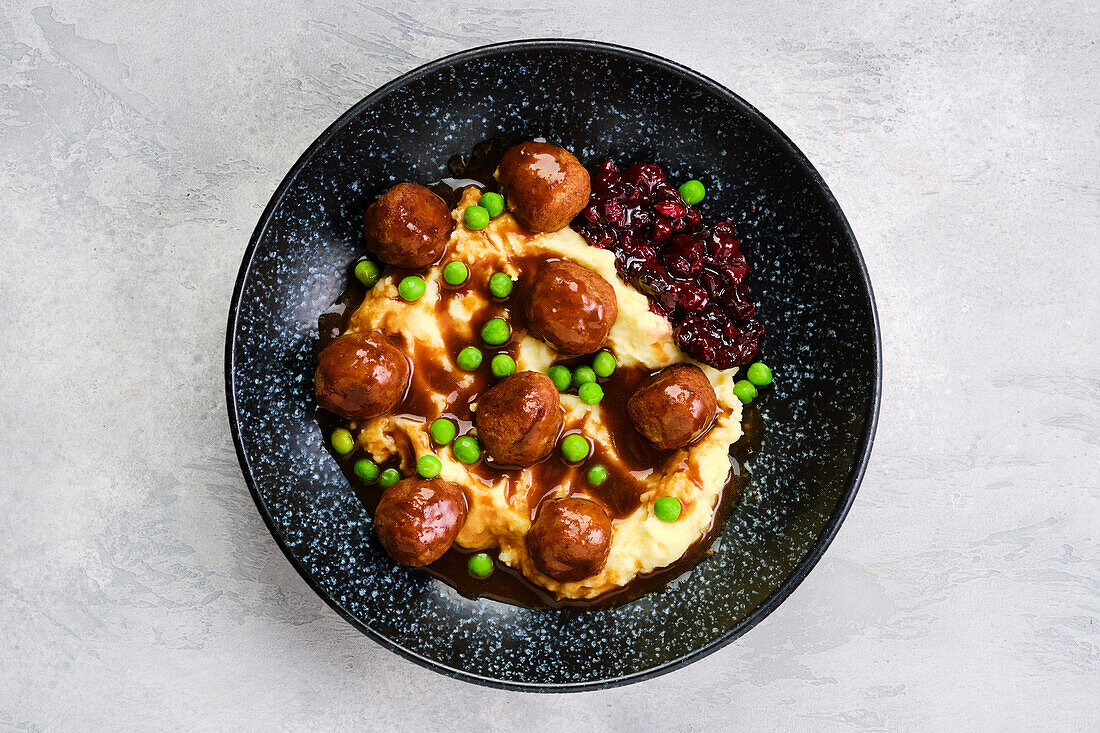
[226,39,880,691]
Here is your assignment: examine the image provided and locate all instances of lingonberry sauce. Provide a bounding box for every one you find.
[571,161,764,369]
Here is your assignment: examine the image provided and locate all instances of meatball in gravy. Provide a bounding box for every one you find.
[315,333,409,419]
[524,260,618,355]
[474,371,563,467]
[497,142,590,232]
[363,182,453,268]
[527,497,613,582]
[627,364,717,450]
[374,478,468,566]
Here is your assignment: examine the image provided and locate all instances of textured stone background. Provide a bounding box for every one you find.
[1,1,1096,730]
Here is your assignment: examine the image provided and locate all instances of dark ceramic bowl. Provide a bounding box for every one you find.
[226,39,880,691]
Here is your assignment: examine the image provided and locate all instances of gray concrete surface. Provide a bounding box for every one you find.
[1,1,1097,730]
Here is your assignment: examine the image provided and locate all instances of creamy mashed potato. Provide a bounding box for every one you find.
[345,188,742,599]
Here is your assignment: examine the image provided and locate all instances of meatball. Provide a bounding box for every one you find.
[363,182,453,268]
[527,497,612,582]
[374,478,468,566]
[497,142,590,232]
[626,364,718,449]
[315,333,409,419]
[524,260,618,354]
[474,371,563,467]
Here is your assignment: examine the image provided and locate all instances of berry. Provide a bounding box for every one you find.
[595,160,620,187]
[602,199,626,227]
[708,222,741,261]
[652,218,673,243]
[621,183,645,205]
[662,234,705,278]
[700,268,729,300]
[654,200,686,219]
[679,284,709,313]
[623,163,666,191]
[633,266,680,315]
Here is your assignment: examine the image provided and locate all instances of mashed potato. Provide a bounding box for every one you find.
[344,188,742,599]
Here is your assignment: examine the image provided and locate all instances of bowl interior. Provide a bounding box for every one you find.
[227,40,879,690]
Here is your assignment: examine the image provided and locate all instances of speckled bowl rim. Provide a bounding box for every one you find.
[225,38,882,692]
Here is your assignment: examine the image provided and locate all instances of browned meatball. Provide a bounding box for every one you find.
[524,260,618,355]
[626,364,718,449]
[474,371,563,467]
[315,333,409,419]
[527,497,612,582]
[363,182,453,268]
[374,478,468,566]
[497,142,590,232]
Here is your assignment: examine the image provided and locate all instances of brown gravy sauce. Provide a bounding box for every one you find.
[314,139,764,609]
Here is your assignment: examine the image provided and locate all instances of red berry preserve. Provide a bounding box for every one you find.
[571,160,764,369]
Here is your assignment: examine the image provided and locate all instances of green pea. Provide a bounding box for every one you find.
[353,458,379,482]
[398,275,426,301]
[732,379,757,405]
[578,381,604,405]
[417,454,442,478]
[463,205,490,230]
[572,366,597,388]
[330,428,355,455]
[479,191,505,218]
[354,259,382,288]
[453,436,481,465]
[678,179,706,205]
[560,434,590,463]
[443,261,469,286]
[489,272,514,298]
[457,346,483,371]
[378,467,402,488]
[467,552,494,578]
[491,353,516,378]
[430,418,457,445]
[746,362,773,387]
[592,351,616,378]
[654,496,682,522]
[481,317,510,346]
[587,464,609,486]
[548,365,571,392]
